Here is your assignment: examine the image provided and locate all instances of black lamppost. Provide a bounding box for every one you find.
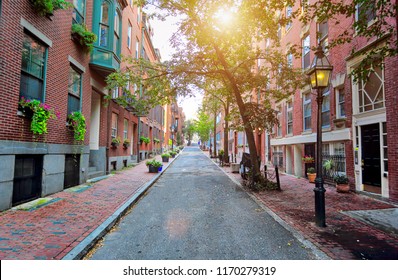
[306,45,333,227]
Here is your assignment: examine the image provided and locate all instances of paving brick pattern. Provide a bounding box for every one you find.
[217,159,398,260]
[0,156,171,260]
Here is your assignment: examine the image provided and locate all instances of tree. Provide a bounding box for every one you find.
[113,0,304,185]
[183,119,196,145]
[194,108,213,149]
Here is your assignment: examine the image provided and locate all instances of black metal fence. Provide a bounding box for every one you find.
[322,154,346,182]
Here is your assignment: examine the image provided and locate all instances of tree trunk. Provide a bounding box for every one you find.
[213,45,261,181]
[223,101,230,163]
[213,113,217,158]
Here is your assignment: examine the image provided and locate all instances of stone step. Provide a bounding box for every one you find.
[88,170,104,179]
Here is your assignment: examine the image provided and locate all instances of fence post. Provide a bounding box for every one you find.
[275,165,280,190]
[264,165,267,180]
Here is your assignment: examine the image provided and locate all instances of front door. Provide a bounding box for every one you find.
[361,124,381,188]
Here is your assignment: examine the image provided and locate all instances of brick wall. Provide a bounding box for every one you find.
[0,0,92,145]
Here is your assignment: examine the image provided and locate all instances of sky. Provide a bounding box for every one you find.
[148,11,202,121]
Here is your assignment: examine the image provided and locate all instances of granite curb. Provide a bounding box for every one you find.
[62,152,181,260]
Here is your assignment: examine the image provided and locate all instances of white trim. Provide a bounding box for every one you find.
[90,78,107,95]
[20,18,53,47]
[68,56,86,73]
[270,128,350,146]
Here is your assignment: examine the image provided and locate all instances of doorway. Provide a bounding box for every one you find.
[13,155,43,206]
[361,123,381,192]
[64,154,80,189]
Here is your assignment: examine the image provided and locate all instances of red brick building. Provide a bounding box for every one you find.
[0,1,96,210]
[0,0,167,211]
[267,1,397,202]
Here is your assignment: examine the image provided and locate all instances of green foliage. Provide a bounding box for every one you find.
[30,0,72,16]
[183,119,196,143]
[307,167,316,174]
[139,136,150,144]
[161,153,170,158]
[71,23,97,53]
[112,137,121,144]
[297,0,397,82]
[194,109,212,143]
[67,111,86,142]
[323,159,334,171]
[169,150,177,156]
[334,174,349,184]
[218,149,224,156]
[146,159,162,168]
[19,97,59,135]
[153,138,160,143]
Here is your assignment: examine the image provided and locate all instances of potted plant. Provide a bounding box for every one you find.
[71,23,97,53]
[323,159,334,171]
[169,151,177,158]
[111,137,121,148]
[146,159,162,173]
[154,138,160,144]
[67,111,86,142]
[307,167,316,183]
[123,139,130,149]
[140,136,150,144]
[334,174,350,193]
[302,155,314,163]
[18,97,59,135]
[161,153,170,163]
[30,0,72,16]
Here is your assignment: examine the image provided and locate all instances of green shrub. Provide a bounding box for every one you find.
[334,174,349,184]
[71,23,97,53]
[307,167,316,174]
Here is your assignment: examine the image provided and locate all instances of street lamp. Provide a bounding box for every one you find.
[306,45,333,228]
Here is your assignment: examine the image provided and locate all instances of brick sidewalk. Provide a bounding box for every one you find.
[0,155,175,260]
[216,158,398,260]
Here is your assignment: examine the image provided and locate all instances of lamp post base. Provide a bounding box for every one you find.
[314,177,326,227]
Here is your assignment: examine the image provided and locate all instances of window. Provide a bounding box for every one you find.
[302,35,310,69]
[135,39,139,58]
[318,20,328,51]
[287,53,293,68]
[301,0,308,14]
[113,10,121,53]
[216,112,221,124]
[137,6,141,24]
[303,93,311,131]
[355,2,375,26]
[285,6,292,30]
[73,0,85,24]
[111,87,119,99]
[277,106,282,137]
[382,122,388,173]
[67,66,82,115]
[336,88,346,118]
[286,101,293,135]
[273,146,283,168]
[20,33,47,102]
[99,1,109,47]
[124,119,128,140]
[111,113,118,138]
[127,21,132,49]
[357,65,385,113]
[322,88,330,128]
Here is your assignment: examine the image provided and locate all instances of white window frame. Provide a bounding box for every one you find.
[123,119,128,140]
[303,92,312,131]
[336,88,346,118]
[127,21,132,49]
[286,101,293,135]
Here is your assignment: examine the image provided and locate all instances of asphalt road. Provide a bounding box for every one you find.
[89,147,317,260]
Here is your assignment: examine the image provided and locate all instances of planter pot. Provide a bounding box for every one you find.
[148,165,159,173]
[111,143,119,148]
[336,184,350,193]
[307,173,316,183]
[123,143,129,149]
[231,163,240,173]
[158,166,163,172]
[162,157,169,163]
[170,154,176,158]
